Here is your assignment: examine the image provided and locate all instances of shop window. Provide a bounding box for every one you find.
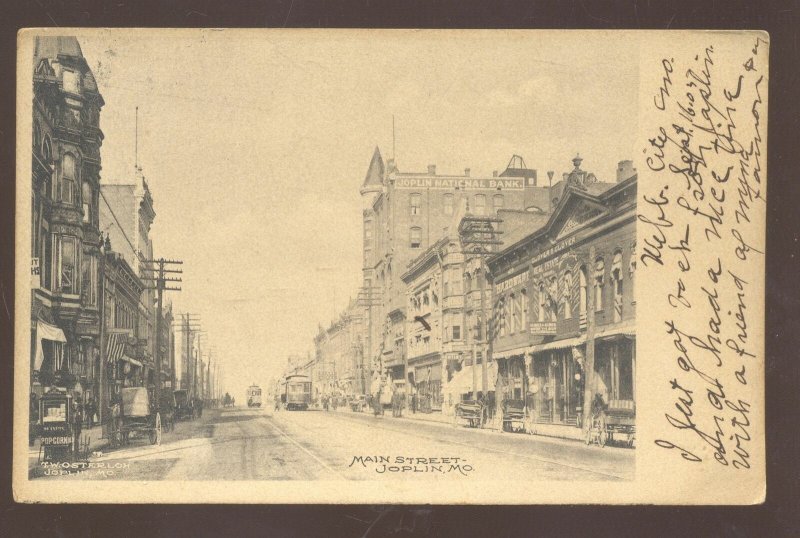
[410,193,422,215]
[61,153,77,205]
[493,194,504,214]
[563,271,573,319]
[443,193,454,216]
[410,227,422,249]
[612,251,623,322]
[594,257,605,312]
[473,194,486,216]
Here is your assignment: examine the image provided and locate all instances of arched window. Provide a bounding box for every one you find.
[474,194,486,216]
[612,250,623,322]
[410,193,422,215]
[520,288,528,330]
[33,123,42,151]
[579,266,588,319]
[563,271,573,319]
[464,271,472,293]
[42,135,52,162]
[538,282,546,323]
[61,153,77,204]
[548,276,558,321]
[594,257,605,311]
[443,193,454,216]
[493,194,504,214]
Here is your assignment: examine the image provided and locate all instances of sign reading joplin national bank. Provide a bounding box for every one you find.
[394,176,524,190]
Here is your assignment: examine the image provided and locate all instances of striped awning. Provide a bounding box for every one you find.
[106,332,127,363]
[493,345,535,361]
[531,335,586,353]
[594,323,636,340]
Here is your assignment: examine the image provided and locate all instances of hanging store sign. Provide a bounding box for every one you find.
[394,177,524,190]
[530,321,557,335]
[31,257,41,288]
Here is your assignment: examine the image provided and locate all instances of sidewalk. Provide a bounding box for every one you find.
[332,406,633,452]
[28,423,110,477]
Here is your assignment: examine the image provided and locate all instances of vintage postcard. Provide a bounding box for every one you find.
[14,29,767,504]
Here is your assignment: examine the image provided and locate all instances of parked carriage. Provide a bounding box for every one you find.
[586,399,635,448]
[500,399,527,433]
[453,400,487,428]
[173,389,195,421]
[109,387,162,447]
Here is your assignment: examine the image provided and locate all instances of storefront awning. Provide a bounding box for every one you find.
[493,345,535,361]
[531,335,586,353]
[34,320,67,370]
[443,362,497,396]
[594,323,636,340]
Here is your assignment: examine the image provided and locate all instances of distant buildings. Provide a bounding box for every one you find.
[306,149,637,443]
[359,149,547,389]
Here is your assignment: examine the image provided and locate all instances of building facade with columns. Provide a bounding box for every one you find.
[30,36,105,415]
[488,157,637,440]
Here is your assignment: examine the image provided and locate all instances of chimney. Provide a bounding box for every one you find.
[492,170,498,177]
[464,168,471,177]
[427,164,436,175]
[616,160,636,182]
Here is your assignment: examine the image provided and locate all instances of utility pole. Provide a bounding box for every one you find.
[141,258,182,410]
[177,314,201,396]
[357,283,381,396]
[459,215,503,401]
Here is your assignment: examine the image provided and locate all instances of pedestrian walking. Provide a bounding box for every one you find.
[72,400,83,455]
[85,398,95,427]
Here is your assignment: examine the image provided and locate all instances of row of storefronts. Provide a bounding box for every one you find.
[309,149,636,441]
[29,37,175,431]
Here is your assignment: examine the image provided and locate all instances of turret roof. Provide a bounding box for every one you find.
[362,146,385,190]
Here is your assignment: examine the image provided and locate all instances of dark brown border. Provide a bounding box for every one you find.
[2,1,798,536]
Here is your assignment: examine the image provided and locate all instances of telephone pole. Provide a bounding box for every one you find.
[141,258,182,410]
[459,215,503,400]
[176,314,202,397]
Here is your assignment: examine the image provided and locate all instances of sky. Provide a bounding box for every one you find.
[78,30,638,399]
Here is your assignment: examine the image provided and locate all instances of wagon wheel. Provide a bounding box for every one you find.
[149,413,162,445]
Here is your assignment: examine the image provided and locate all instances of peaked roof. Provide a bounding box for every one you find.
[362,146,385,190]
[33,36,84,66]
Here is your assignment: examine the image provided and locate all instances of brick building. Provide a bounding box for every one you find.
[488,157,637,440]
[30,37,105,413]
[359,148,547,388]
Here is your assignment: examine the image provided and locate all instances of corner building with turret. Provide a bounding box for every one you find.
[359,149,549,386]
